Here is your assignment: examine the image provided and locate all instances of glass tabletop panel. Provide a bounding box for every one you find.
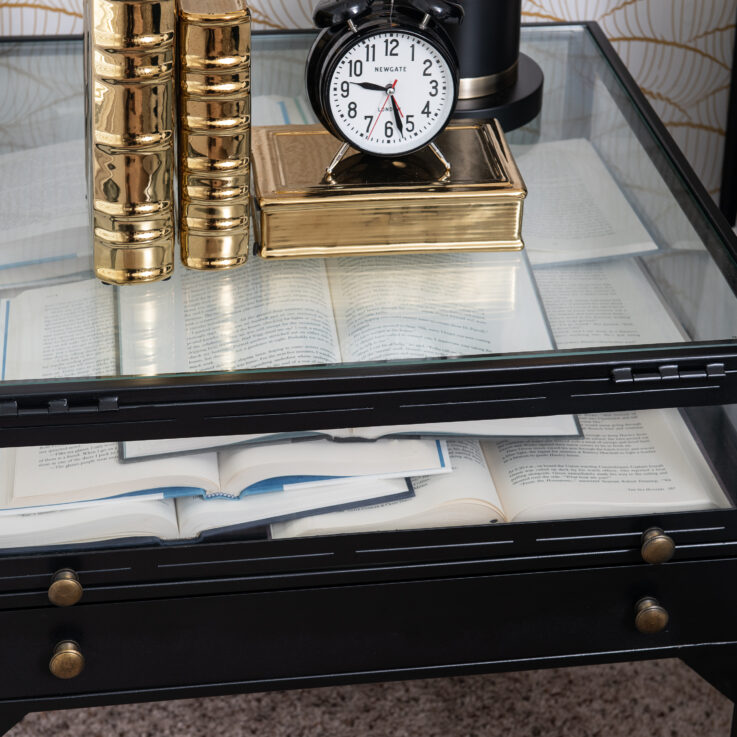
[0,25,735,390]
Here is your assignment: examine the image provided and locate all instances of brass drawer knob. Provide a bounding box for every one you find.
[49,640,85,679]
[48,569,83,607]
[641,528,675,564]
[635,597,669,634]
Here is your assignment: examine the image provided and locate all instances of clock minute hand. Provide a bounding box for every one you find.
[350,81,387,91]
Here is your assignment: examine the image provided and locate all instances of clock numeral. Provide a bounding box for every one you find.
[410,44,415,61]
[406,114,415,132]
[348,102,357,118]
[423,59,432,76]
[348,60,363,77]
[364,115,374,133]
[385,120,394,138]
[384,38,399,57]
[365,44,376,62]
[340,81,350,98]
[422,101,431,117]
[429,79,438,97]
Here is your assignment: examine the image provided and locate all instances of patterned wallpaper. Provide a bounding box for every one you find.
[0,0,735,196]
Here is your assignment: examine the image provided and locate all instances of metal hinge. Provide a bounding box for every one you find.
[612,363,726,384]
[0,396,119,417]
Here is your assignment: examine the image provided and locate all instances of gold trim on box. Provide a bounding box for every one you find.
[177,0,251,270]
[252,120,526,259]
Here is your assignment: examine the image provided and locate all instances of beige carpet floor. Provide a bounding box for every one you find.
[8,659,733,737]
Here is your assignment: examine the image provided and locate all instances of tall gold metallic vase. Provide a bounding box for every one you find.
[177,0,251,270]
[86,0,177,285]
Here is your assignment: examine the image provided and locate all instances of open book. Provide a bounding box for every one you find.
[271,409,730,537]
[0,436,448,509]
[0,475,413,550]
[0,276,451,508]
[272,256,716,538]
[118,250,578,458]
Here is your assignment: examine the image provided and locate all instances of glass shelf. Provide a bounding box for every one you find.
[0,25,736,446]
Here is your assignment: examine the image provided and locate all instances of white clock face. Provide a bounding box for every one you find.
[327,30,455,156]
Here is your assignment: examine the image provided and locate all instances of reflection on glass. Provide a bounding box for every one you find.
[0,28,735,383]
[119,251,548,376]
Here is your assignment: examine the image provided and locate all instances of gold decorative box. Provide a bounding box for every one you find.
[177,0,251,270]
[251,120,526,259]
[86,0,176,284]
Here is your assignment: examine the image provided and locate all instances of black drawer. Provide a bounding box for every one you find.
[0,557,734,701]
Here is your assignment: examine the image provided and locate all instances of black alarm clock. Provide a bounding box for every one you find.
[306,0,463,172]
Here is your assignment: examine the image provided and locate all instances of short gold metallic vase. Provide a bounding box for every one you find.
[85,0,177,284]
[177,0,251,270]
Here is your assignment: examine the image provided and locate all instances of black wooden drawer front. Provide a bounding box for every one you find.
[0,558,733,700]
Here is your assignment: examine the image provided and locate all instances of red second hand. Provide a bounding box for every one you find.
[368,93,390,139]
[368,80,399,139]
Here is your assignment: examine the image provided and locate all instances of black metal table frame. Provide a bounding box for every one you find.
[1,21,737,736]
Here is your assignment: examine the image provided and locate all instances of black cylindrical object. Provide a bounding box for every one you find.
[447,0,521,99]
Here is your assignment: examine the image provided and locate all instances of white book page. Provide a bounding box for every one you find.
[485,409,728,522]
[119,258,344,458]
[119,258,341,376]
[513,138,657,265]
[328,251,554,362]
[0,140,87,258]
[10,443,220,507]
[1,280,220,507]
[533,259,685,349]
[5,279,115,381]
[0,497,180,549]
[177,477,408,539]
[271,438,504,538]
[347,416,579,439]
[480,256,724,522]
[216,437,449,496]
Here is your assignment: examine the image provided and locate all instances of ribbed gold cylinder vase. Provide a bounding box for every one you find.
[177,0,251,270]
[86,0,177,284]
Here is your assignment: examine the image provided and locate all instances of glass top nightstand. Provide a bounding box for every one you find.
[0,24,736,446]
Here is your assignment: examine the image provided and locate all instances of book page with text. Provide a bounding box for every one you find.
[216,437,450,496]
[485,409,728,522]
[271,438,505,538]
[119,258,343,458]
[11,442,221,508]
[533,259,684,348]
[0,496,180,549]
[119,257,342,375]
[5,279,115,381]
[513,138,658,265]
[0,140,88,263]
[328,251,553,362]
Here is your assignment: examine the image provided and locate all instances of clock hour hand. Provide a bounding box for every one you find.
[350,81,387,91]
[390,94,403,136]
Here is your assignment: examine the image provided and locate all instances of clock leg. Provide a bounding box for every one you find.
[326,142,351,176]
[428,142,451,177]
